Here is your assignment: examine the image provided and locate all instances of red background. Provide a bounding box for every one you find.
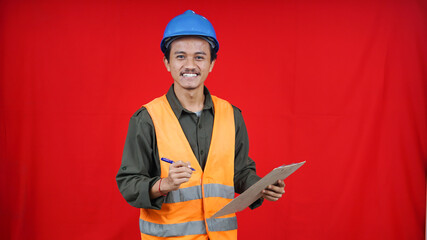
[1,0,426,239]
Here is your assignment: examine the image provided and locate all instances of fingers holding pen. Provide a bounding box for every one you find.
[170,161,193,177]
[164,160,193,191]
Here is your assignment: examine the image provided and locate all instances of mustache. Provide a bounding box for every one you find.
[180,70,200,75]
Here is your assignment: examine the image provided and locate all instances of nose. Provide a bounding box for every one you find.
[183,57,197,70]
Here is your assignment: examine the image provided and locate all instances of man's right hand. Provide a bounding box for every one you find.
[162,160,193,192]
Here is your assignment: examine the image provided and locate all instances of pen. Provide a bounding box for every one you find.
[161,157,196,171]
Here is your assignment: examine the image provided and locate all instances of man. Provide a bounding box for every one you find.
[116,10,285,240]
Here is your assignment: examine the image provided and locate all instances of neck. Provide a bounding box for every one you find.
[174,85,205,112]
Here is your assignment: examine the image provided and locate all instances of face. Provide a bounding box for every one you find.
[164,37,215,92]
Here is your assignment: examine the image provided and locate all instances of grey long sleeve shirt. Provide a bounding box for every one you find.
[116,85,263,210]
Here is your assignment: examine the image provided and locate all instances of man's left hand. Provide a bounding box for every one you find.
[261,180,285,201]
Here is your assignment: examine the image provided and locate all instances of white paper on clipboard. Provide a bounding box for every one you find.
[211,161,305,218]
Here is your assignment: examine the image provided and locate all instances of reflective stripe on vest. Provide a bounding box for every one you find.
[165,184,234,204]
[142,95,237,240]
[140,216,237,237]
[204,184,234,199]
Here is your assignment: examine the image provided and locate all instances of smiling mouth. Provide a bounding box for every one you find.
[181,73,199,77]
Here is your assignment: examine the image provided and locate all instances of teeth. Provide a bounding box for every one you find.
[183,73,197,77]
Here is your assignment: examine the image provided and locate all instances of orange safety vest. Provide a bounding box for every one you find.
[140,95,237,240]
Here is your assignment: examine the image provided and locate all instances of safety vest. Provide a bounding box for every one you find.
[140,95,237,240]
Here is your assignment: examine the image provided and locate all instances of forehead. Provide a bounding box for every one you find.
[170,36,210,53]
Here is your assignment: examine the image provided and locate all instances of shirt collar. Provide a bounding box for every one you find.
[166,84,214,119]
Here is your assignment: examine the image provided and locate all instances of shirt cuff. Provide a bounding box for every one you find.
[146,176,165,209]
[249,197,264,210]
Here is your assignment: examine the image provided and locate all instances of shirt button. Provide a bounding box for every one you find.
[200,150,204,155]
[198,125,202,129]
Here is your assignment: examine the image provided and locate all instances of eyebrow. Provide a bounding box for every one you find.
[173,51,207,55]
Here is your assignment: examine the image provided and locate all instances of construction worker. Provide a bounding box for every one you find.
[116,10,285,240]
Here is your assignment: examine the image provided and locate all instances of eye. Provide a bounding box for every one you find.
[176,55,185,59]
[195,56,205,60]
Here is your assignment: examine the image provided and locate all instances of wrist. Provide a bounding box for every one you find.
[158,178,167,196]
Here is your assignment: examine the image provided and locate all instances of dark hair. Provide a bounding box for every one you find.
[164,44,217,63]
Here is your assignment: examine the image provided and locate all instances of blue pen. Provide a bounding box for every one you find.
[161,157,196,171]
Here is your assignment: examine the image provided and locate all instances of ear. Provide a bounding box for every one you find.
[209,59,216,72]
[163,56,171,72]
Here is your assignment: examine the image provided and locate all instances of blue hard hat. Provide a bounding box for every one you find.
[161,10,219,54]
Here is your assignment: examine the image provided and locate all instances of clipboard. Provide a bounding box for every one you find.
[211,161,305,218]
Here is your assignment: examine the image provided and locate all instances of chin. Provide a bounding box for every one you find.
[176,80,203,91]
[182,85,201,91]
